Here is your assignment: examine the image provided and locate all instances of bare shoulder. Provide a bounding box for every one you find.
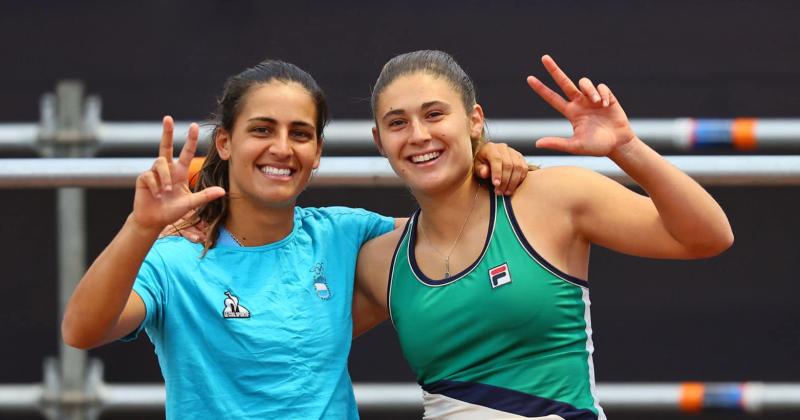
[515,166,604,204]
[524,165,601,187]
[360,223,407,261]
[358,223,408,276]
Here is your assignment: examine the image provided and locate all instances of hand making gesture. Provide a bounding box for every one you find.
[132,116,225,232]
[527,55,636,157]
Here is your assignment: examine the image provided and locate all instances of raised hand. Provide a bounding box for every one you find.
[132,116,225,232]
[527,55,636,157]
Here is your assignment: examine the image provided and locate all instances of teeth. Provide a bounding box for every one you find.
[261,166,292,176]
[411,151,441,163]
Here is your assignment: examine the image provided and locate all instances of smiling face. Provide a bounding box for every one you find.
[373,72,484,195]
[215,80,321,209]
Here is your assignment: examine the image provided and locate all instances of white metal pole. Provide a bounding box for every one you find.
[1,156,800,188]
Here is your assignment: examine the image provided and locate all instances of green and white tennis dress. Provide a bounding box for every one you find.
[388,193,605,420]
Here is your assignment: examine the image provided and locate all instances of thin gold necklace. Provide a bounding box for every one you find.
[419,185,481,279]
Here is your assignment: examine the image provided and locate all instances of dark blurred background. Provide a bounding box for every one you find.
[2,1,799,419]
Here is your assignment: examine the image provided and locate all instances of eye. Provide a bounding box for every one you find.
[388,119,407,128]
[426,110,445,120]
[251,126,272,136]
[291,130,314,141]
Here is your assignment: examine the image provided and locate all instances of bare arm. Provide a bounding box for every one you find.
[352,228,402,338]
[352,284,388,338]
[598,138,732,257]
[525,55,732,259]
[61,218,158,348]
[61,117,225,349]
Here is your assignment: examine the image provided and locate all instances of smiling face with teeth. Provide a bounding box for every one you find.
[372,72,485,195]
[215,81,322,209]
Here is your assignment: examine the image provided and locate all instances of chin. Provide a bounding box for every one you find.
[408,179,456,197]
[411,169,471,194]
[253,187,303,208]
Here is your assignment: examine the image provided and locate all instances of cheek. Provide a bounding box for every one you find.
[382,135,404,157]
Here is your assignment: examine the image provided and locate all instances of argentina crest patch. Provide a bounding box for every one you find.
[311,262,331,300]
[489,263,512,289]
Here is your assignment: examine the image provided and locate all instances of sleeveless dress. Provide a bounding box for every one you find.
[388,193,605,420]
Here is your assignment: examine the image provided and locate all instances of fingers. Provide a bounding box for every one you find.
[138,171,162,199]
[597,83,612,107]
[503,149,529,195]
[159,116,175,161]
[179,224,206,243]
[477,143,530,195]
[185,186,226,209]
[485,147,504,191]
[160,209,206,242]
[473,162,490,180]
[472,142,501,186]
[541,55,581,101]
[137,156,175,199]
[178,123,200,168]
[579,77,601,104]
[495,146,514,195]
[535,136,576,154]
[580,79,615,108]
[526,76,568,116]
[535,55,614,110]
[152,157,172,192]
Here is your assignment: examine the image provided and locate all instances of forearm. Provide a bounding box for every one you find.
[62,215,161,347]
[609,137,733,254]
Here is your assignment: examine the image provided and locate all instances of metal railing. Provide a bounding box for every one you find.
[3,81,800,419]
[4,118,800,154]
[3,376,800,415]
[1,81,799,154]
[2,155,800,419]
[2,155,800,188]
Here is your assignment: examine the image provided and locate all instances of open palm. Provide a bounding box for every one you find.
[132,116,225,230]
[527,55,636,157]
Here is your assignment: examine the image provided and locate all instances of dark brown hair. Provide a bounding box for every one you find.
[191,59,328,254]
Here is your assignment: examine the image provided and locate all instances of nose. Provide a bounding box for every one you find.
[409,119,431,145]
[268,130,292,159]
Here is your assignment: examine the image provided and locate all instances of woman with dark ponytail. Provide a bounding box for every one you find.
[61,58,529,418]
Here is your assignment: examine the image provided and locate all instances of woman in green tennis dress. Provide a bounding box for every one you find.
[354,50,733,419]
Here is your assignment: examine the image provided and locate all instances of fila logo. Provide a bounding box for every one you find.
[489,263,512,288]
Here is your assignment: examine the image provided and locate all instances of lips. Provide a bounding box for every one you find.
[409,151,442,164]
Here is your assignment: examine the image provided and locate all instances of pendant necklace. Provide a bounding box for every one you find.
[419,185,481,279]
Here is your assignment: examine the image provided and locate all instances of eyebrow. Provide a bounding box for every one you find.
[381,108,405,121]
[422,100,448,110]
[381,100,450,121]
[247,117,316,130]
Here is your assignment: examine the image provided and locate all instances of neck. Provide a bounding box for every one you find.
[225,198,296,246]
[415,178,487,243]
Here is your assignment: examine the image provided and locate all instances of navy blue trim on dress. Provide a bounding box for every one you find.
[423,379,598,420]
[502,195,590,288]
[408,190,495,286]
[387,215,414,327]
